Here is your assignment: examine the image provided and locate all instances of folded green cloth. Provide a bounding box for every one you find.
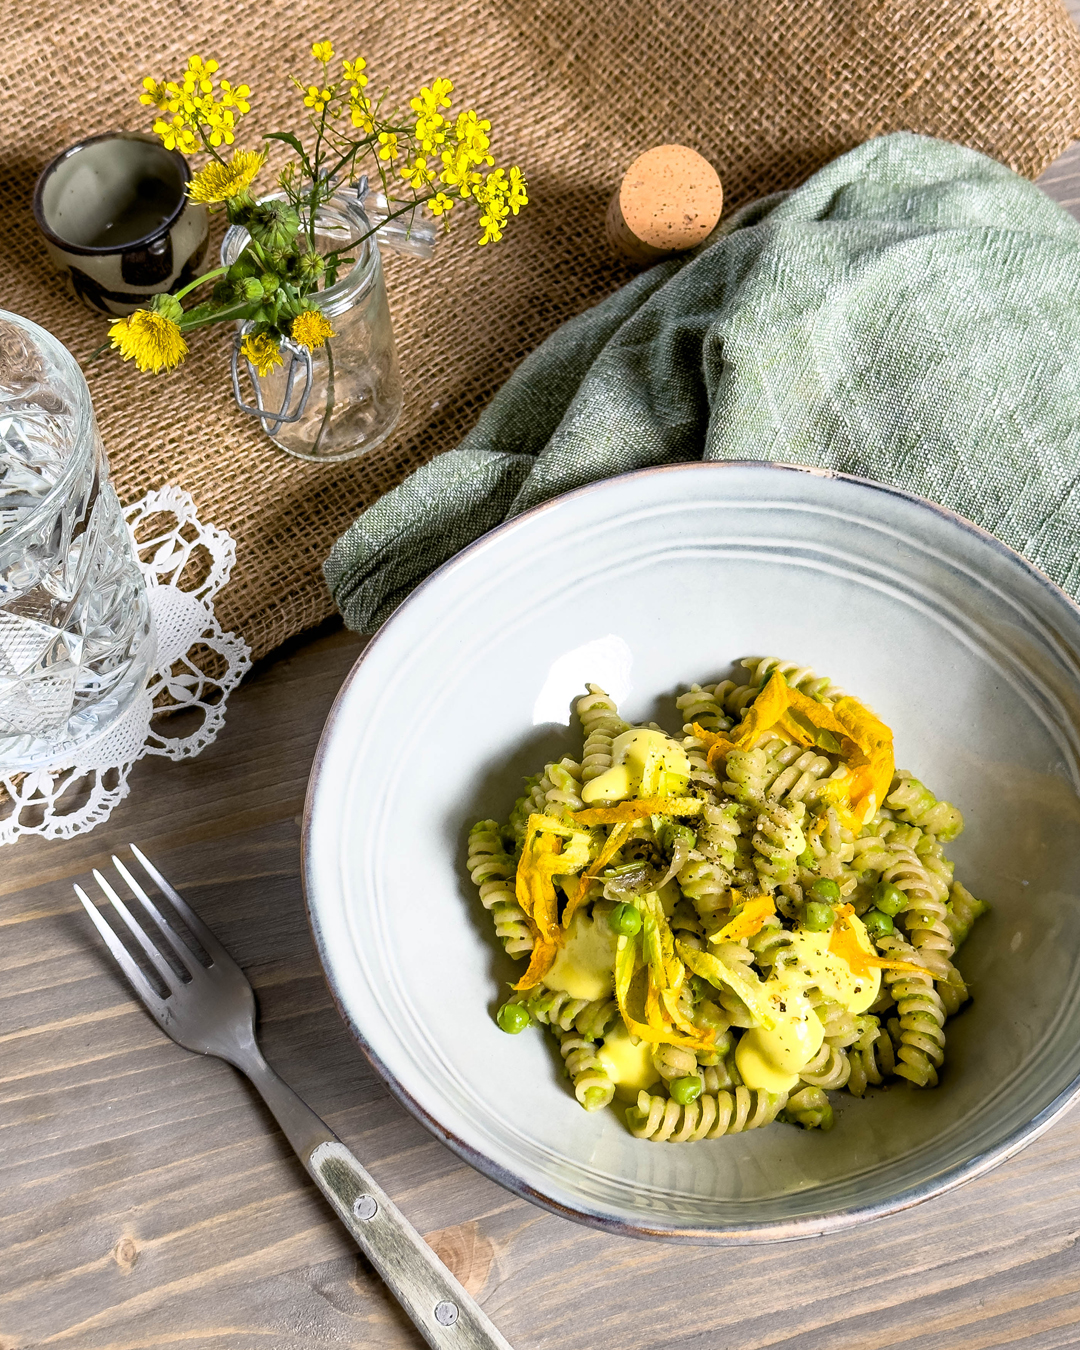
[325,131,1080,633]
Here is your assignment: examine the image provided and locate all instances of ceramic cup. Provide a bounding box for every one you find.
[33,132,209,316]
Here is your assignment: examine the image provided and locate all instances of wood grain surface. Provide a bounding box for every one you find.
[8,85,1080,1350]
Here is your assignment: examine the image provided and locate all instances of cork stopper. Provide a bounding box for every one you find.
[606,145,723,264]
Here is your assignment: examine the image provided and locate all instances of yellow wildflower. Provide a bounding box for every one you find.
[478,207,507,245]
[410,78,453,116]
[187,149,266,204]
[427,191,454,216]
[184,55,218,94]
[342,57,368,86]
[109,309,188,374]
[400,156,435,191]
[377,131,399,161]
[415,112,447,153]
[476,172,510,244]
[507,165,529,214]
[240,333,283,377]
[311,41,334,64]
[219,79,251,114]
[154,115,199,154]
[140,77,172,111]
[440,144,482,197]
[203,105,237,146]
[291,308,335,351]
[304,85,332,113]
[454,110,492,161]
[350,92,374,133]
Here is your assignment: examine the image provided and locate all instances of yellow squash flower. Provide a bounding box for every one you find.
[311,41,334,64]
[291,309,335,351]
[240,333,283,377]
[109,309,188,374]
[187,149,266,204]
[342,57,368,86]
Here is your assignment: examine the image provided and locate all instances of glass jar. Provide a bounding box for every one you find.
[0,312,154,770]
[221,190,403,462]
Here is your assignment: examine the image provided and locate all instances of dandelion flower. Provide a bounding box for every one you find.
[187,149,266,203]
[291,308,335,351]
[240,333,283,377]
[312,41,334,64]
[109,309,188,373]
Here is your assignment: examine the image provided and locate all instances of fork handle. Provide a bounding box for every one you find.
[242,1053,514,1350]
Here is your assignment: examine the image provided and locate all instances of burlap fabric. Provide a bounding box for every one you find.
[3,1,1080,659]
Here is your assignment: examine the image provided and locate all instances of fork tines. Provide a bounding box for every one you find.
[74,845,232,1006]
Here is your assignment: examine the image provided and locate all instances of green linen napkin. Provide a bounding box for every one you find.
[325,132,1080,633]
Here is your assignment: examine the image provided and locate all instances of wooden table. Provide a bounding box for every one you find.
[9,165,1080,1350]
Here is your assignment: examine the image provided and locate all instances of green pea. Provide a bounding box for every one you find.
[863,909,895,939]
[803,901,836,932]
[796,847,816,868]
[609,902,642,936]
[807,877,841,904]
[874,882,907,917]
[496,1002,531,1034]
[669,1075,702,1105]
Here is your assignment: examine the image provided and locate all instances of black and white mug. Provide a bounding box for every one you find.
[33,132,209,316]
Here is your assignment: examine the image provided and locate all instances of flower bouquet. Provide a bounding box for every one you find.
[107,42,528,459]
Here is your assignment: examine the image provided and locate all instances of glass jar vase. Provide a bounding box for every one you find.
[0,312,155,770]
[221,191,403,462]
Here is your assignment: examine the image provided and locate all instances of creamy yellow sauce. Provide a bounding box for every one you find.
[544,910,617,1001]
[734,920,882,1092]
[598,1023,660,1100]
[581,728,690,804]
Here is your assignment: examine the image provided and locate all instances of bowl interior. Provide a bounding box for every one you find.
[304,462,1080,1241]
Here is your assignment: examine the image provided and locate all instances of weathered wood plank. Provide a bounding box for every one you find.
[6,100,1080,1350]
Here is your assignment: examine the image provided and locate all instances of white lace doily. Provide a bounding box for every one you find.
[0,486,251,843]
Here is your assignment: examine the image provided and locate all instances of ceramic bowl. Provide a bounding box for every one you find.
[303,461,1080,1242]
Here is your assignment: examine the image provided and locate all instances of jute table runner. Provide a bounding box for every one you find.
[3,0,1079,660]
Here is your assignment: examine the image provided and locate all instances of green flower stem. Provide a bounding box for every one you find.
[174,265,227,302]
[177,299,255,331]
[195,124,228,166]
[311,338,335,455]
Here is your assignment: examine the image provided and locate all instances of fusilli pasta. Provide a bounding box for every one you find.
[470,658,985,1143]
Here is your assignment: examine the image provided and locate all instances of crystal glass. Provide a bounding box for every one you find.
[0,312,154,770]
[222,191,403,462]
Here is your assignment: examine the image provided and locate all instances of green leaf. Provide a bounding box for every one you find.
[265,130,313,176]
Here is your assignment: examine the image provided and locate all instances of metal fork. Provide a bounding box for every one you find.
[75,846,513,1350]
